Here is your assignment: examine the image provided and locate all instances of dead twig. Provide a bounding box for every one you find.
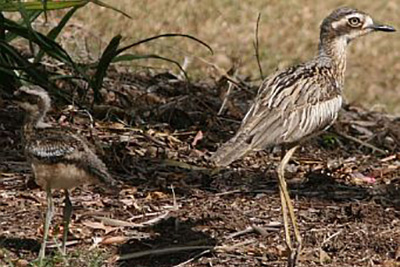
[117,246,214,261]
[226,226,254,239]
[177,56,192,80]
[334,131,387,155]
[251,224,279,235]
[216,239,258,252]
[321,229,343,246]
[161,159,209,171]
[93,211,170,228]
[172,249,212,267]
[215,189,241,197]
[226,224,278,240]
[218,81,234,115]
[253,12,264,80]
[170,184,178,210]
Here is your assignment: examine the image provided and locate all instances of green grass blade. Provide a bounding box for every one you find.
[112,53,188,79]
[34,6,80,63]
[17,2,42,56]
[5,10,42,42]
[0,1,88,12]
[1,17,90,93]
[3,17,75,65]
[0,40,50,88]
[0,13,18,93]
[89,0,132,19]
[116,33,213,55]
[41,0,48,21]
[91,34,122,103]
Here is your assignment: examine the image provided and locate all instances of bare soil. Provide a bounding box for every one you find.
[1,69,400,266]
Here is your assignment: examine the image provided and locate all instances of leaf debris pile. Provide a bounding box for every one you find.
[1,68,400,266]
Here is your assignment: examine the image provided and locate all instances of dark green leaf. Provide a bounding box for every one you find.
[3,17,75,65]
[117,33,213,55]
[0,40,50,88]
[5,10,42,42]
[89,0,132,19]
[34,6,80,63]
[112,53,188,79]
[0,13,18,93]
[17,2,42,56]
[91,34,122,103]
[0,1,88,12]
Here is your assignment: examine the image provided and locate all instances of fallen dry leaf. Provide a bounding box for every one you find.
[15,259,29,267]
[82,220,107,230]
[319,248,331,264]
[349,171,376,185]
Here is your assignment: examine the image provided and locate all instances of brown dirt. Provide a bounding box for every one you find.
[1,68,400,266]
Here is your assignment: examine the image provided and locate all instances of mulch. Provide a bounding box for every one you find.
[1,67,400,266]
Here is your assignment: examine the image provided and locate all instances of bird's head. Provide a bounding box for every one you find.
[321,7,395,43]
[14,86,51,123]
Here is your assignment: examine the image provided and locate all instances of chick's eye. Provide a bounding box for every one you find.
[348,17,361,26]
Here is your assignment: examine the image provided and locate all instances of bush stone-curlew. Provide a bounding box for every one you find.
[211,7,395,265]
[14,85,117,263]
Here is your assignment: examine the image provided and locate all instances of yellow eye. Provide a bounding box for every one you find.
[348,17,361,27]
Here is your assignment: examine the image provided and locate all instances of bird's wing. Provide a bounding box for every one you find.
[241,63,342,148]
[26,130,84,163]
[26,128,116,188]
[211,63,342,166]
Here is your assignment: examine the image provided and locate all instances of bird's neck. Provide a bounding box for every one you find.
[23,109,50,137]
[317,35,348,86]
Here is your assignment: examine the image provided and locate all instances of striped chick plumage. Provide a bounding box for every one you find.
[25,127,114,190]
[14,85,116,261]
[15,85,115,190]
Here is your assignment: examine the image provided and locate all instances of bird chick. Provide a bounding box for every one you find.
[14,85,117,263]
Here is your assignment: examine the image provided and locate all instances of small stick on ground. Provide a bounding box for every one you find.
[93,211,170,228]
[253,12,264,80]
[117,246,214,261]
[170,184,178,210]
[218,81,234,115]
[172,249,213,267]
[334,131,386,155]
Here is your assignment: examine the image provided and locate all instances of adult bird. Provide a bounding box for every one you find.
[14,86,117,264]
[211,7,395,265]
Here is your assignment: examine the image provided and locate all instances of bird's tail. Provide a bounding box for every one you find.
[210,133,253,167]
[87,156,119,195]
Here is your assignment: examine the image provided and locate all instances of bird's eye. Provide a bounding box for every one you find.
[348,17,361,27]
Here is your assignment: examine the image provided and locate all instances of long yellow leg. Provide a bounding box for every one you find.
[280,188,292,249]
[38,187,53,264]
[277,145,302,266]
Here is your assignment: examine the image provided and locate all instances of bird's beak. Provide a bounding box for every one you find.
[370,23,396,32]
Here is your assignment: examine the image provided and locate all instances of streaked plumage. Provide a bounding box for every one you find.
[212,7,395,167]
[14,85,116,262]
[25,127,114,189]
[211,7,395,265]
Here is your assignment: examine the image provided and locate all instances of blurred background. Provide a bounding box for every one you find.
[62,0,400,112]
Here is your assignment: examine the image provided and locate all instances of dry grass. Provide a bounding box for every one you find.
[69,1,400,112]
